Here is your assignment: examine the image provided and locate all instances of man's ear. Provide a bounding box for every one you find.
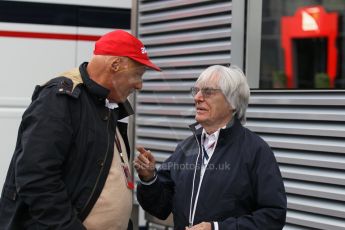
[110,57,121,72]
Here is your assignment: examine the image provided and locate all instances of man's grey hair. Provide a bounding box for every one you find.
[196,65,250,124]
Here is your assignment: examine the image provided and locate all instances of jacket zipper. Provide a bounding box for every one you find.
[189,126,202,227]
[80,109,111,216]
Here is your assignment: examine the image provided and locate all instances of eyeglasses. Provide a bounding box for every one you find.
[190,87,222,98]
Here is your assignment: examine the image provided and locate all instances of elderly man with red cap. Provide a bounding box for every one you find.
[0,30,160,230]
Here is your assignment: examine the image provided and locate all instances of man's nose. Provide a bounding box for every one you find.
[194,90,204,101]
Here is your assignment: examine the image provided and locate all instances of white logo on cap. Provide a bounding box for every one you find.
[141,47,147,54]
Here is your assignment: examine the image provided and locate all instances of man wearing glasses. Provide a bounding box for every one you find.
[134,65,287,230]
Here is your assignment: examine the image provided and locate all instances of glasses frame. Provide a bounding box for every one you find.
[190,86,222,98]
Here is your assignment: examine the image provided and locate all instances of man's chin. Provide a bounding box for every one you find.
[108,95,126,103]
[108,99,121,103]
[195,116,204,123]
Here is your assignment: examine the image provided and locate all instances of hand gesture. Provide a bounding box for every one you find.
[134,146,156,181]
[185,222,212,230]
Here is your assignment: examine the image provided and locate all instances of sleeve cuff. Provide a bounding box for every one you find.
[212,222,219,230]
[140,175,157,185]
[139,170,158,185]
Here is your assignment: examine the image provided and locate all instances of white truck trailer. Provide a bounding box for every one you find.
[0,0,131,189]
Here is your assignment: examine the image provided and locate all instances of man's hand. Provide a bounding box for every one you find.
[134,146,156,181]
[185,222,212,230]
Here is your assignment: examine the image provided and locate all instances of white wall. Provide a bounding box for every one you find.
[0,21,116,188]
[0,107,26,184]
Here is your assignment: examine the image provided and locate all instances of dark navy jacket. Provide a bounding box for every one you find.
[137,118,287,230]
[0,63,133,230]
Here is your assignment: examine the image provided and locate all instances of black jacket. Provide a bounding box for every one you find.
[0,63,133,230]
[137,118,287,230]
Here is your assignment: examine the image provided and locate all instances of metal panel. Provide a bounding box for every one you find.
[141,29,231,45]
[275,150,345,170]
[250,91,345,229]
[245,0,262,88]
[246,120,345,137]
[230,0,245,68]
[280,164,345,186]
[139,0,213,12]
[287,210,345,230]
[148,41,231,57]
[140,2,232,24]
[287,195,345,218]
[143,69,205,80]
[140,15,232,34]
[284,180,345,201]
[152,54,232,68]
[134,0,237,228]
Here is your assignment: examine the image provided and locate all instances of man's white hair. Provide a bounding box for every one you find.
[196,65,250,124]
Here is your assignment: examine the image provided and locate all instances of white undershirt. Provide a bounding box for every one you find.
[83,128,132,230]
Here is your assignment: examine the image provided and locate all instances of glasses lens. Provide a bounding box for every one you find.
[191,87,199,96]
[202,88,213,97]
[202,88,222,97]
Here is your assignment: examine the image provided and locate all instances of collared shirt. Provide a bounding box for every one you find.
[200,128,220,176]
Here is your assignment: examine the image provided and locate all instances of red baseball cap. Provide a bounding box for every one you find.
[94,30,161,71]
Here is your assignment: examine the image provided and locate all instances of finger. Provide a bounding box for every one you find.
[133,161,143,169]
[133,163,140,171]
[137,153,150,164]
[136,146,152,161]
[136,146,148,154]
[145,150,155,161]
[133,159,140,166]
[134,157,146,167]
[133,162,149,172]
[134,157,153,169]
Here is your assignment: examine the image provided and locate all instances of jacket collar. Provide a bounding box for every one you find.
[189,122,203,136]
[79,62,134,119]
[79,62,109,99]
[117,100,134,120]
[189,117,242,139]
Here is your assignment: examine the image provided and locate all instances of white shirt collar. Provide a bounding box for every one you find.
[202,128,219,141]
[105,99,119,109]
[201,125,226,140]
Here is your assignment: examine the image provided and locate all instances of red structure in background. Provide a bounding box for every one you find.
[281,6,338,88]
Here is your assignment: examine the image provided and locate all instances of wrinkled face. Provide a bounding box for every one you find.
[193,74,233,129]
[108,58,146,102]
